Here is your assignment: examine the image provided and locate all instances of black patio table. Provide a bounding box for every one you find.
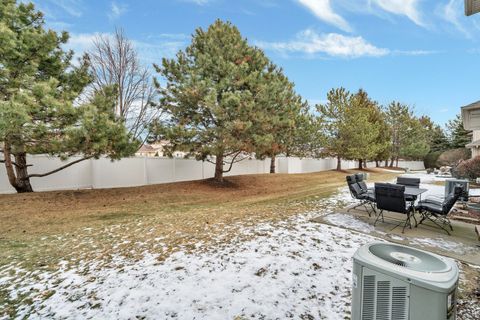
[404,186,428,200]
[403,186,428,227]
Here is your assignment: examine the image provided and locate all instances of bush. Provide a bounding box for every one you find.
[423,151,442,169]
[454,156,480,180]
[436,148,470,167]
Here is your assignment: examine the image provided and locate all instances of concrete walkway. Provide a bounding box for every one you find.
[313,207,480,265]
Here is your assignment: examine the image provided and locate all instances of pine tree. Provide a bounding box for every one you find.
[447,114,472,149]
[252,64,306,173]
[316,88,352,170]
[385,102,430,166]
[153,20,277,182]
[0,1,136,192]
[345,89,381,169]
[372,107,391,167]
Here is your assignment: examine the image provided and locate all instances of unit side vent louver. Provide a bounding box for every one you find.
[360,269,409,320]
[376,281,390,320]
[361,275,375,320]
[392,287,407,320]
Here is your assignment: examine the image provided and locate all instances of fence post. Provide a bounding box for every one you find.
[89,157,95,189]
[143,157,148,185]
[173,157,176,182]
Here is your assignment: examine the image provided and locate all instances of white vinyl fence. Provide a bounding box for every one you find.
[0,155,424,194]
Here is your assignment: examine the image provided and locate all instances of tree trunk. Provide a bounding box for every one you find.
[2,144,33,193]
[14,152,33,193]
[389,158,394,167]
[336,156,342,171]
[375,160,379,167]
[214,153,224,182]
[3,142,18,188]
[358,159,363,170]
[364,160,367,168]
[395,157,399,168]
[384,159,388,167]
[270,155,276,174]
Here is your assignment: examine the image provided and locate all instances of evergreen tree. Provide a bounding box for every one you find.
[447,114,472,149]
[316,88,352,170]
[0,1,136,192]
[317,88,383,170]
[153,20,275,182]
[372,106,392,167]
[345,89,381,169]
[285,110,324,159]
[252,64,306,173]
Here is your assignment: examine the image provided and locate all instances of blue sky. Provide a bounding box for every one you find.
[31,0,480,125]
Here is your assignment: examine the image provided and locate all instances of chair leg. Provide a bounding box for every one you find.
[349,200,373,217]
[362,203,372,217]
[374,210,383,226]
[402,212,411,233]
[421,212,452,236]
[348,202,363,212]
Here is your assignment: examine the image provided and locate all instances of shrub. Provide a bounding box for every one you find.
[454,156,480,180]
[436,148,470,167]
[423,151,442,169]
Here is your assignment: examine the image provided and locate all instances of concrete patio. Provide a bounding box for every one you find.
[313,206,480,265]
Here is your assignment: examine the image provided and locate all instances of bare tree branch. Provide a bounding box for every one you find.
[87,28,158,141]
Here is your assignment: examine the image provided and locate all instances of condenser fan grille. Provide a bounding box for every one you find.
[369,244,448,272]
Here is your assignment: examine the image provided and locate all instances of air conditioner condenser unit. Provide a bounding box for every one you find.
[352,242,459,320]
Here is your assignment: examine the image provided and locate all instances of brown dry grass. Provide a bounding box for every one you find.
[0,169,397,269]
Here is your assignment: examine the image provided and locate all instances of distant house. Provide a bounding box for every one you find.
[135,141,186,158]
[136,144,159,157]
[461,101,480,158]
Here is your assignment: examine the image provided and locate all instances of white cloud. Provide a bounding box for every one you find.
[369,0,425,27]
[393,49,441,56]
[179,0,213,5]
[44,0,84,17]
[65,32,101,53]
[296,0,352,32]
[438,0,473,38]
[257,29,388,58]
[108,2,128,21]
[66,33,186,66]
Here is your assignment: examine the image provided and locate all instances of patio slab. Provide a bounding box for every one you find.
[312,207,480,266]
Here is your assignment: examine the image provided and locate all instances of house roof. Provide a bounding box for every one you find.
[137,144,156,152]
[461,100,480,111]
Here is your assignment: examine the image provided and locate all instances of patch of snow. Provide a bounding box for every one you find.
[324,213,375,234]
[2,221,376,320]
[409,237,471,255]
[381,169,404,173]
[387,234,405,241]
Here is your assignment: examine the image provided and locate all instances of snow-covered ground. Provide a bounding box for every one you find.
[0,171,478,320]
[3,220,377,320]
[1,190,373,320]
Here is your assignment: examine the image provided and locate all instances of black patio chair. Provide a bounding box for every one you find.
[415,185,463,235]
[396,177,420,188]
[374,183,414,233]
[346,175,376,216]
[396,177,421,202]
[355,173,373,194]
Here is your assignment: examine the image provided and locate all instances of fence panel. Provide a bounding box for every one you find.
[0,155,425,194]
[92,158,146,189]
